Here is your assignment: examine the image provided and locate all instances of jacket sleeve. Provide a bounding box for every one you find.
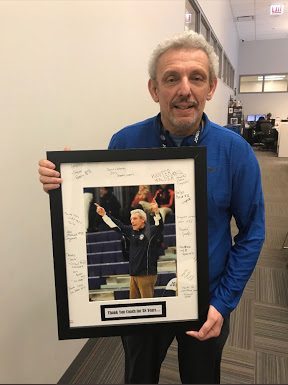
[102,215,132,238]
[210,142,265,317]
[102,214,119,229]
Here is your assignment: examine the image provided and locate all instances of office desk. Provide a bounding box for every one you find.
[276,122,288,157]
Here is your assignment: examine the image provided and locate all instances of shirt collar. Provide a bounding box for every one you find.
[157,113,205,147]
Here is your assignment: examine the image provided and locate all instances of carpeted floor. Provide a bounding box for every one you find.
[58,150,288,384]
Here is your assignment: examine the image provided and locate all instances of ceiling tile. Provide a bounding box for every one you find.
[229,0,288,40]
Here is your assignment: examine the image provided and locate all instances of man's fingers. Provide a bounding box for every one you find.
[186,306,224,341]
[39,175,62,185]
[43,183,61,193]
[38,166,60,178]
[38,159,60,179]
[186,319,215,340]
[38,158,62,193]
[38,159,56,169]
[198,319,214,337]
[186,320,212,340]
[186,318,223,341]
[94,203,100,207]
[186,328,217,341]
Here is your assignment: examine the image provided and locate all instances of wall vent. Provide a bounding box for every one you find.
[236,15,254,22]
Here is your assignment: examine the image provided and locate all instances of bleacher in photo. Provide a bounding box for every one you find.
[86,222,177,301]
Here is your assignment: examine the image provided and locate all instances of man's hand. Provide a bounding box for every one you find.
[38,147,70,193]
[186,305,224,341]
[150,199,159,214]
[95,203,106,217]
[38,159,62,193]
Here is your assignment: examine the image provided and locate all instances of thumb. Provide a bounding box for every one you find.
[64,146,71,151]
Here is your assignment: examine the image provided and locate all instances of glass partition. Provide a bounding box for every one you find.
[240,75,263,93]
[263,74,288,92]
[240,74,288,93]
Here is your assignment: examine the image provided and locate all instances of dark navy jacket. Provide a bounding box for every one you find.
[103,214,163,276]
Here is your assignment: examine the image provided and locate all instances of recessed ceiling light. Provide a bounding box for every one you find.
[258,75,286,81]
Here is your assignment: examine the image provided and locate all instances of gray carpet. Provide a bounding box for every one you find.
[58,150,288,384]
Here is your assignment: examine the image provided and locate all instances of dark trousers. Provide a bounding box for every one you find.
[122,317,229,384]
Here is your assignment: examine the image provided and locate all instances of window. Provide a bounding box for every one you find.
[263,74,288,92]
[185,0,233,87]
[230,68,235,90]
[211,33,223,79]
[223,54,229,85]
[185,1,199,32]
[239,76,263,93]
[223,54,235,89]
[211,33,217,51]
[216,44,223,79]
[239,74,288,93]
[200,15,210,41]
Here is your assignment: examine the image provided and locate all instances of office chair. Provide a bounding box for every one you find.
[258,120,278,151]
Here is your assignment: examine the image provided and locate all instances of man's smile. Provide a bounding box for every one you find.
[174,104,194,110]
[171,100,198,111]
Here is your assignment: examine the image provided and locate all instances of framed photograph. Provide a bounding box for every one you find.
[230,117,239,125]
[47,147,209,339]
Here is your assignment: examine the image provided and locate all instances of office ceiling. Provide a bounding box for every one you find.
[229,0,288,41]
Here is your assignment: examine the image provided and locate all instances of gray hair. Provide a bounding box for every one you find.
[130,209,147,222]
[148,30,219,85]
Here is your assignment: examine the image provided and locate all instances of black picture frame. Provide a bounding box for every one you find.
[47,147,209,339]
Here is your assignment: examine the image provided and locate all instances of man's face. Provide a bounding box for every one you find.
[148,48,217,136]
[130,213,145,231]
[99,187,108,197]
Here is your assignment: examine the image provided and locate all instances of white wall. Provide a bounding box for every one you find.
[196,0,239,125]
[0,1,186,383]
[0,0,242,382]
[238,38,288,119]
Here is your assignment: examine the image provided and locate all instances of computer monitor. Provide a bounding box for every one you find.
[255,114,265,121]
[247,114,255,122]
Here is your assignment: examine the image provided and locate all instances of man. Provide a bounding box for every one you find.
[39,30,265,383]
[92,187,121,231]
[95,200,162,299]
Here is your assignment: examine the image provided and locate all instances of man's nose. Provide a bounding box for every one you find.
[178,77,192,96]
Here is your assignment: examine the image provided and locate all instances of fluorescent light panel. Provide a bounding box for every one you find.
[258,75,286,81]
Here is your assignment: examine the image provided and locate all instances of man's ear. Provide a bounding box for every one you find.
[207,78,217,101]
[148,79,159,103]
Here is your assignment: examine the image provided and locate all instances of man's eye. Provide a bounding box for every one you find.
[192,75,204,82]
[165,76,177,83]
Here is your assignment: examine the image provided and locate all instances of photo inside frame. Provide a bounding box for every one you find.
[83,184,177,302]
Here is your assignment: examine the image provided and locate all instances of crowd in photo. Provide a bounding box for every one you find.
[85,184,175,233]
